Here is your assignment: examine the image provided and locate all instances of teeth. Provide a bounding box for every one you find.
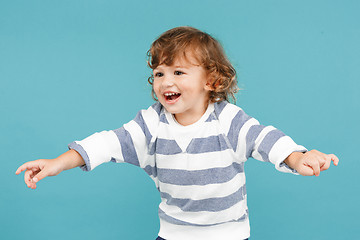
[164,92,179,96]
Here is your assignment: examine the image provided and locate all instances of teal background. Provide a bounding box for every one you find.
[1,0,359,239]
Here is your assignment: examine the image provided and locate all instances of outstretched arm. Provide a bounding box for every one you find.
[15,149,85,189]
[284,150,339,176]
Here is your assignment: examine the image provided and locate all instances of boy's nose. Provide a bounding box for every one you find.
[162,76,175,87]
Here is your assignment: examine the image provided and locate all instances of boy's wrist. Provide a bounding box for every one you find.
[56,149,85,171]
[284,151,304,170]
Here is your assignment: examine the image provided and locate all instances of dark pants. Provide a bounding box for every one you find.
[156,237,248,240]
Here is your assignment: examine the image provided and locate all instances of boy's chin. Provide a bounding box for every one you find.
[162,105,183,115]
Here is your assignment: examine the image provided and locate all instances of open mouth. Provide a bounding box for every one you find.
[164,92,181,102]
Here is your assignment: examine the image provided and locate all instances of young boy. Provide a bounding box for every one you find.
[15,26,339,240]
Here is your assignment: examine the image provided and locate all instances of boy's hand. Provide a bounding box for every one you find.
[15,149,85,189]
[15,158,65,189]
[284,150,339,176]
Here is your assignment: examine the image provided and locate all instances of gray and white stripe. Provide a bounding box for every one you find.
[69,100,306,231]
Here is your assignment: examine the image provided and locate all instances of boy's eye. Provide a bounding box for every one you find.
[155,72,163,77]
[174,71,184,75]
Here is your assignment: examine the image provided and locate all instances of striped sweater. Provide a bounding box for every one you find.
[68,101,307,240]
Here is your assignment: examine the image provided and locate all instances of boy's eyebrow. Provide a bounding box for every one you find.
[153,65,190,71]
[174,65,189,69]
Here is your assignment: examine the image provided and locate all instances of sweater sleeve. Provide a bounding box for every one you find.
[68,103,161,171]
[219,102,307,174]
[243,117,307,174]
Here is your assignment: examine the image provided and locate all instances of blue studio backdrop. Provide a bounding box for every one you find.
[1,1,359,239]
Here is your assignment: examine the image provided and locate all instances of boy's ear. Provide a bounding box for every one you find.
[204,81,214,91]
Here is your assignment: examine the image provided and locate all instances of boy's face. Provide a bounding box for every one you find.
[153,53,211,126]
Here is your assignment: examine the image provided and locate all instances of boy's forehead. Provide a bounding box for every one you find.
[156,52,200,69]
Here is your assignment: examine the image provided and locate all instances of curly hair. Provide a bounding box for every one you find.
[147,26,239,103]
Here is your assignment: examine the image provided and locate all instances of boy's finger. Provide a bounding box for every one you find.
[33,170,49,183]
[299,166,315,176]
[320,158,331,171]
[15,163,28,175]
[16,161,37,175]
[329,154,339,166]
[317,152,329,165]
[30,181,37,189]
[309,160,320,176]
[24,170,33,187]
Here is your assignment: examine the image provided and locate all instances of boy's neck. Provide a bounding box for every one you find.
[173,102,209,126]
